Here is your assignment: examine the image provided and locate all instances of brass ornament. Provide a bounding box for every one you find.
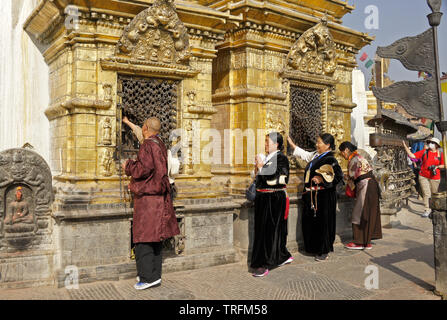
[116,0,191,65]
[266,110,286,135]
[285,16,338,76]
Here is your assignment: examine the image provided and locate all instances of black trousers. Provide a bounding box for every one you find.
[135,242,163,283]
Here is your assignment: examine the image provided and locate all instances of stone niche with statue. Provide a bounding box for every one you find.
[0,147,54,288]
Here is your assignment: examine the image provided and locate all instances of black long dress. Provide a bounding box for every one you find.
[301,152,343,255]
[250,151,292,269]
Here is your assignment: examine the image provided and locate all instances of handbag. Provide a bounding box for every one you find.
[245,181,256,201]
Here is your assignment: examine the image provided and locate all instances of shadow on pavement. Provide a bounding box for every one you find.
[367,243,435,291]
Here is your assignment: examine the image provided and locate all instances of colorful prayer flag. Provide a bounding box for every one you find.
[365,59,374,69]
[359,52,368,62]
[421,118,434,129]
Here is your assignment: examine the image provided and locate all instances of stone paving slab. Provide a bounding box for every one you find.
[0,196,442,300]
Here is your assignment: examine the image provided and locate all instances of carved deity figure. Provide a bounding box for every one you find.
[11,151,27,180]
[100,149,114,176]
[117,0,190,64]
[24,167,49,205]
[4,187,33,225]
[286,16,337,75]
[101,118,112,145]
[187,91,196,106]
[0,166,13,187]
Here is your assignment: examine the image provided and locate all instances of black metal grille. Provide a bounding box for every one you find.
[289,86,322,151]
[117,76,178,159]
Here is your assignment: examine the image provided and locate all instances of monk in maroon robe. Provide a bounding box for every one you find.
[123,117,180,290]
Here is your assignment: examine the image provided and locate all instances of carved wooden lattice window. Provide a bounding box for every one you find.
[289,86,322,151]
[117,75,178,159]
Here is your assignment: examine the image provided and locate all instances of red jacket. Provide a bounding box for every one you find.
[125,135,180,243]
[414,149,444,180]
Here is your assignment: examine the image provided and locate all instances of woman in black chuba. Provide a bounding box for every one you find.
[250,132,293,277]
[288,133,343,261]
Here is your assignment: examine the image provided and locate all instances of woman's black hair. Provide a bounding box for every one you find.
[339,141,358,152]
[267,132,284,152]
[319,133,336,150]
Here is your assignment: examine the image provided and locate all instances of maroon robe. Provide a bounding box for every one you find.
[125,135,180,243]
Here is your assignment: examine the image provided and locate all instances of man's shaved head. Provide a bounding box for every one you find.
[144,117,161,133]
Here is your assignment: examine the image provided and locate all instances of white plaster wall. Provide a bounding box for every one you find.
[351,68,368,149]
[0,0,49,162]
[435,90,447,140]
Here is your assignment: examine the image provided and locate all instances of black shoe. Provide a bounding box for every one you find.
[315,254,328,261]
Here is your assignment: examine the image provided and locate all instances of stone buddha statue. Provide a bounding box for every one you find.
[4,187,33,225]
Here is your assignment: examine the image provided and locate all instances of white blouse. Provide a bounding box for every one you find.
[293,146,318,163]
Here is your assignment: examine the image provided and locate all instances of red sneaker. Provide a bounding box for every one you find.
[344,242,365,250]
[364,244,372,250]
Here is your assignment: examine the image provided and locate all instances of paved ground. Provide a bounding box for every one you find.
[0,195,442,300]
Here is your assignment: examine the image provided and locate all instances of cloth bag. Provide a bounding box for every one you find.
[345,185,356,198]
[245,181,256,201]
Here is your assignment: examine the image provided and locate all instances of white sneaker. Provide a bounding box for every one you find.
[136,276,140,282]
[278,256,294,267]
[422,211,431,218]
[134,279,161,290]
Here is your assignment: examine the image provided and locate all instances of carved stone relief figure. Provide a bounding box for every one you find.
[103,83,113,101]
[100,149,114,177]
[24,165,49,206]
[0,148,53,250]
[0,154,13,187]
[101,117,113,145]
[187,91,196,106]
[11,150,27,181]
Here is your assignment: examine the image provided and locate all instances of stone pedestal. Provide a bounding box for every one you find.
[430,192,447,299]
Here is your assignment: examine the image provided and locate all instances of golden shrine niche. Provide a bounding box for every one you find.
[280,17,339,170]
[19,0,372,288]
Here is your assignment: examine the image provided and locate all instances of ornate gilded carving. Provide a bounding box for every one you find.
[186,90,217,115]
[100,118,113,145]
[100,149,114,177]
[328,117,345,163]
[266,110,286,135]
[180,119,194,175]
[0,148,53,251]
[101,0,199,79]
[117,0,191,64]
[102,83,113,102]
[285,16,337,76]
